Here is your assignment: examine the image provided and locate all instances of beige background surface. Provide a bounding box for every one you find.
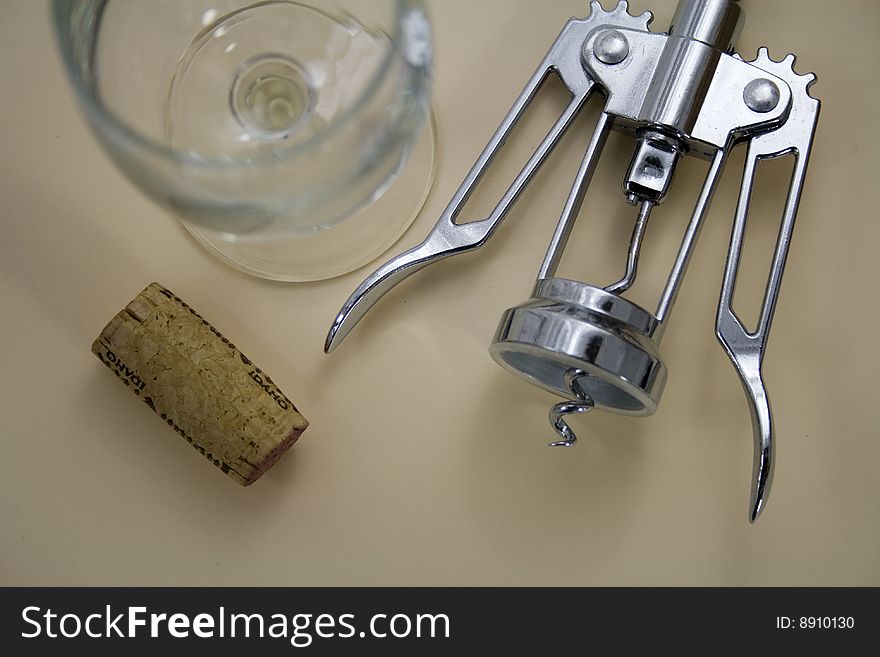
[1,0,877,585]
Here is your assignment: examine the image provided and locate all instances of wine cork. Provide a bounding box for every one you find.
[91,282,308,485]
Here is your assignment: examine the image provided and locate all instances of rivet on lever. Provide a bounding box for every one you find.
[593,30,630,65]
[743,78,781,113]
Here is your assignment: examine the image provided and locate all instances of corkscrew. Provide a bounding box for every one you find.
[325,0,820,522]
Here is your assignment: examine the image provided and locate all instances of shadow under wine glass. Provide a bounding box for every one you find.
[53,0,435,281]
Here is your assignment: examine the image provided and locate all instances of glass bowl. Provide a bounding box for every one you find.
[53,0,435,280]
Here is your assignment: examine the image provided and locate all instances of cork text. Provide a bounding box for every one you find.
[104,350,146,391]
[248,370,290,410]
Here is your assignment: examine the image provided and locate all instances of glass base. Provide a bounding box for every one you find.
[179,113,437,282]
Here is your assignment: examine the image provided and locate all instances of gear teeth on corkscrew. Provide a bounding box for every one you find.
[748,46,818,99]
[587,0,654,32]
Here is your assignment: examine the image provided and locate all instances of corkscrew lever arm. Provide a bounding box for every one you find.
[716,80,819,522]
[324,18,605,353]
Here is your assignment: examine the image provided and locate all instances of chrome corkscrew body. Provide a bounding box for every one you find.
[326,0,820,522]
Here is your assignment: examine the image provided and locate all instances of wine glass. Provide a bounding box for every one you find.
[53,0,435,281]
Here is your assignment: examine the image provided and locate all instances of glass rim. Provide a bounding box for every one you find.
[51,0,430,170]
